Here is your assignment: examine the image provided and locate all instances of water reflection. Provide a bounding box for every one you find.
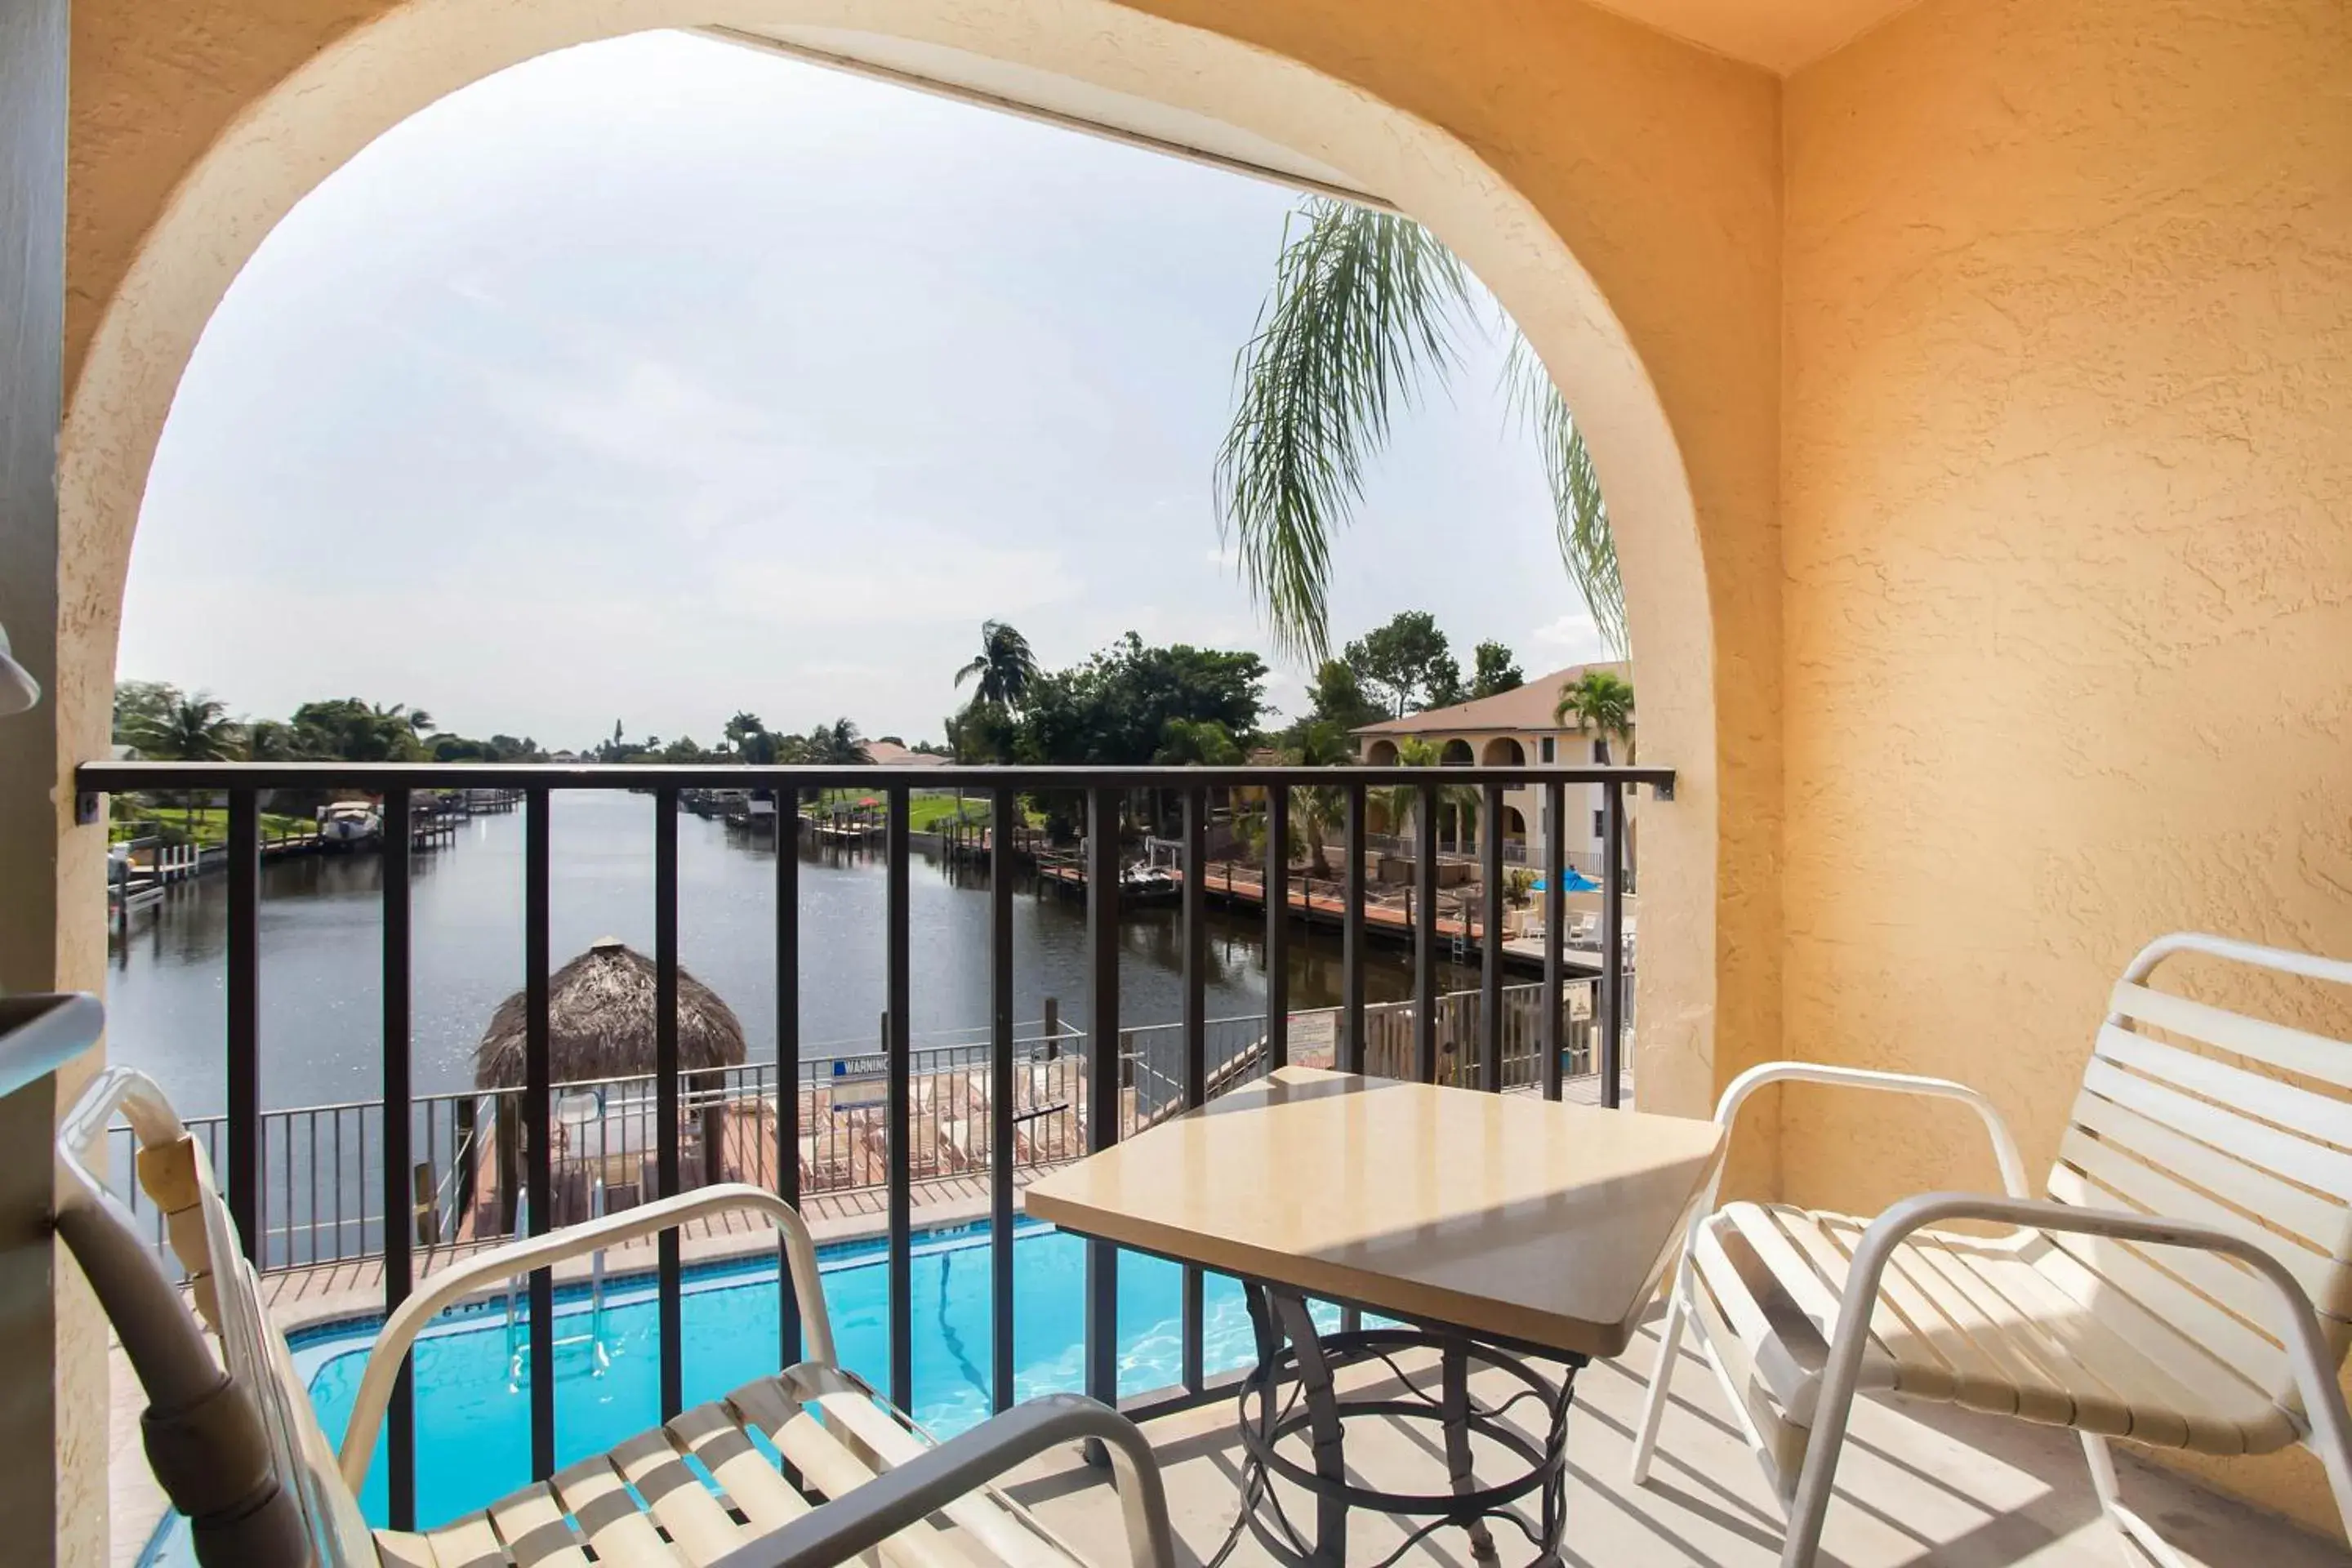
[105,791,1473,1116]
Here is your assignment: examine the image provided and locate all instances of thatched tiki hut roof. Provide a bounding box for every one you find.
[474,937,747,1089]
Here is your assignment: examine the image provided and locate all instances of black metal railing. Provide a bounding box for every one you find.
[74,759,1668,1530]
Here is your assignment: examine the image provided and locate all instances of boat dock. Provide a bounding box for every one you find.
[1031,859,1615,976]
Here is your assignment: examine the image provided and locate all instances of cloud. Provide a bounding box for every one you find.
[713,546,1080,627]
[1204,540,1241,571]
[1529,607,1610,666]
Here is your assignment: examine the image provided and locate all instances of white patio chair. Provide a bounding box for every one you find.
[1628,932,2352,1566]
[57,1066,1174,1568]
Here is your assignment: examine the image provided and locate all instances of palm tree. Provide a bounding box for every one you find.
[1218,198,1621,664]
[1554,670,1635,763]
[1374,737,1480,854]
[131,693,241,760]
[129,693,241,841]
[955,621,1040,713]
[807,718,866,770]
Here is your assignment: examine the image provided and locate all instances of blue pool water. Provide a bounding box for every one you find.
[263,1223,1301,1533]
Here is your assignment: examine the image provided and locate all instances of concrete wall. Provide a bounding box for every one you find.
[1780,0,2352,1528]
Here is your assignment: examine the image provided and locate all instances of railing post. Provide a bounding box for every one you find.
[523,788,555,1481]
[1084,787,1121,1410]
[1414,782,1439,1083]
[1265,785,1289,1070]
[380,786,416,1529]
[1481,782,1503,1092]
[655,788,684,1420]
[885,783,913,1412]
[1599,781,1626,1108]
[1180,788,1206,1395]
[1543,781,1566,1102]
[776,782,801,1370]
[1343,783,1365,1074]
[990,788,1016,1413]
[226,791,261,1263]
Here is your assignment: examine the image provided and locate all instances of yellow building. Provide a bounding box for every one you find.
[1352,662,1635,878]
[4,0,2350,1560]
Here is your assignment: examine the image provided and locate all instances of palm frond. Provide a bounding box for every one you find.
[1216,200,1474,664]
[1504,336,1626,656]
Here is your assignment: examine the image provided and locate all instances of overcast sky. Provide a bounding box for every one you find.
[122,29,1603,752]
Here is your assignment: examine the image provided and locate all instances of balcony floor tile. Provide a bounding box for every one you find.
[1002,1310,2347,1567]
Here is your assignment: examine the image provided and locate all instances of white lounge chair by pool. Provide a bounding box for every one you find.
[56,1068,1174,1568]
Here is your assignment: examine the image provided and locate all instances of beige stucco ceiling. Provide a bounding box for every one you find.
[1585,0,1924,73]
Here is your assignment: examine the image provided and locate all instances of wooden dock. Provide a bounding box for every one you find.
[1034,861,1613,976]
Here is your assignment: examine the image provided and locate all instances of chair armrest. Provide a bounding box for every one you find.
[1713,1062,2030,1198]
[336,1183,828,1489]
[702,1394,1177,1568]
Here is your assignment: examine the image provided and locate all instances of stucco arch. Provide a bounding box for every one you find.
[1363,738,1400,766]
[1479,737,1526,767]
[1439,739,1475,766]
[56,0,1768,1130]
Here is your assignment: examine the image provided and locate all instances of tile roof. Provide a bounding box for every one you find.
[1351,661,1632,737]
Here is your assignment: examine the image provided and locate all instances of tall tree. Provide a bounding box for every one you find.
[1217,198,1623,664]
[1344,611,1459,718]
[1303,658,1384,733]
[1554,669,1635,762]
[955,619,1040,713]
[1471,641,1525,699]
[113,680,182,746]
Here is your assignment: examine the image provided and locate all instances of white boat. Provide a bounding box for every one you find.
[317,800,382,849]
[1119,863,1181,903]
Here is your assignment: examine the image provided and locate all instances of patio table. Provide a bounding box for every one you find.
[1025,1067,1726,1567]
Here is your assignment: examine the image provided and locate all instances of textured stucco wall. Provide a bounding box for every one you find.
[1782,0,2352,1529]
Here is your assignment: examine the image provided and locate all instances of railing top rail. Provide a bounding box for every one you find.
[78,760,1676,791]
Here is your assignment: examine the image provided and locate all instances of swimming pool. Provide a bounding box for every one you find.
[148,1219,1316,1556]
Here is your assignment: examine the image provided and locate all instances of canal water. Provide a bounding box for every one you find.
[105,791,1475,1117]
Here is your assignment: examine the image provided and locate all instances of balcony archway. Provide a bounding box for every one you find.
[1480,737,1526,767]
[1364,738,1400,767]
[1439,739,1475,766]
[50,0,1782,1148]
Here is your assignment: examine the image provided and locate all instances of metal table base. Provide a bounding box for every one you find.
[1217,1281,1583,1568]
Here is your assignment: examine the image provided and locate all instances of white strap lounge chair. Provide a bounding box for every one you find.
[1628,932,2352,1566]
[56,1067,1174,1568]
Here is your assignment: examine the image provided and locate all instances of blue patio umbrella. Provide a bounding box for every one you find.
[1532,867,1601,893]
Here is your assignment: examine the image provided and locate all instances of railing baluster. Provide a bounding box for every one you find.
[776,790,801,1371]
[1543,780,1566,1101]
[1180,788,1206,1394]
[379,786,416,1527]
[1599,782,1626,1108]
[1264,785,1289,1071]
[990,788,1016,1414]
[654,787,684,1419]
[1083,787,1120,1408]
[227,790,260,1263]
[1414,782,1438,1084]
[1481,782,1504,1092]
[885,783,913,1413]
[524,788,555,1480]
[1343,783,1365,1075]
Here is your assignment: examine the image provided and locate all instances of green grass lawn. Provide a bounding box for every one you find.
[799,789,1034,833]
[112,807,317,847]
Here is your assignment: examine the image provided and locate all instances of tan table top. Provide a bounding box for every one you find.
[1024,1067,1726,1359]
